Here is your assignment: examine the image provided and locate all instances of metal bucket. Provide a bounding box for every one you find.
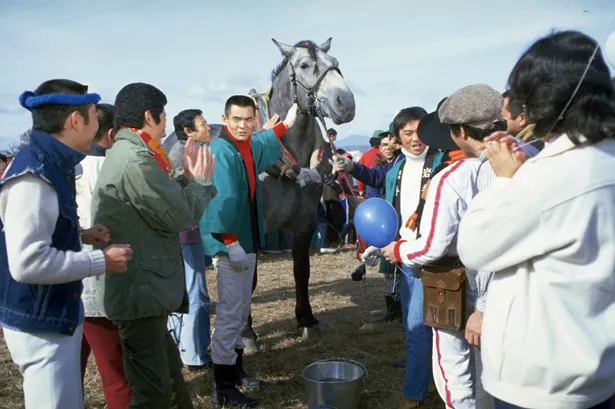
[302,357,367,409]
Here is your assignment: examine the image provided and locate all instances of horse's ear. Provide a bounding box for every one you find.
[272,38,294,57]
[319,37,332,53]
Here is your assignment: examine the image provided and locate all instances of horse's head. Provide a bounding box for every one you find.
[272,38,355,125]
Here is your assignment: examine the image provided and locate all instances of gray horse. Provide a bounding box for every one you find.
[244,38,356,346]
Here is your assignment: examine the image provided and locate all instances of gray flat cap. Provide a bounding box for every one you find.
[438,84,504,130]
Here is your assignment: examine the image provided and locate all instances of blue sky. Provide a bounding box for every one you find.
[1,0,614,150]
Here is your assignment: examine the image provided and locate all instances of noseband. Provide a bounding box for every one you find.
[287,61,342,117]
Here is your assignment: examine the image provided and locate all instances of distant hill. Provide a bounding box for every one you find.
[336,134,370,152]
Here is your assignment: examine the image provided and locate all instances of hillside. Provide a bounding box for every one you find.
[335,134,370,152]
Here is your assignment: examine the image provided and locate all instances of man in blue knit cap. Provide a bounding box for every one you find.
[0,79,132,409]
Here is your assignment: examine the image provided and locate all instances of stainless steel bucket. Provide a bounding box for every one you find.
[302,358,367,409]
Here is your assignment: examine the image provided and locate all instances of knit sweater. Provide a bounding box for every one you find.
[0,175,106,284]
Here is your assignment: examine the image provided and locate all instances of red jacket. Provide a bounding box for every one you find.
[357,147,381,194]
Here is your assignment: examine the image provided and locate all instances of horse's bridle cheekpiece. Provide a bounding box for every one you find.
[287,59,342,119]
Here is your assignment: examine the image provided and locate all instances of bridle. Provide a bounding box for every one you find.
[287,58,343,119]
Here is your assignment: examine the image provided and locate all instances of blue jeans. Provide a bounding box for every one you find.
[494,398,612,409]
[400,265,433,401]
[168,243,212,366]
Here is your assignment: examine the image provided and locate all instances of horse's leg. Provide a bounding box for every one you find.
[292,226,321,339]
[241,258,259,354]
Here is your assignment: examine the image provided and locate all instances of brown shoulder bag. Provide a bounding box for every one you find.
[421,258,467,331]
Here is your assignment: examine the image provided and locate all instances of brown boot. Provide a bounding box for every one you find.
[399,400,424,409]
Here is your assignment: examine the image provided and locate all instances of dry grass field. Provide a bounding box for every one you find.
[0,250,444,409]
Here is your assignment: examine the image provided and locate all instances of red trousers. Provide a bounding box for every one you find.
[80,317,132,409]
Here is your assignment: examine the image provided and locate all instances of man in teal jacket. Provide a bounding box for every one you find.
[200,95,298,407]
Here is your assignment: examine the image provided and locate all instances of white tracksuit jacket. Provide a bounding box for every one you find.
[394,156,497,409]
[395,157,494,311]
[457,134,615,409]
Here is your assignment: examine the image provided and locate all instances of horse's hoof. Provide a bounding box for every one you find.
[301,325,323,340]
[242,337,260,354]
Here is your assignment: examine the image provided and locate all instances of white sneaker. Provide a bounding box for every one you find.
[320,247,337,254]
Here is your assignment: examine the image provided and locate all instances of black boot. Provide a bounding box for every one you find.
[211,363,259,407]
[375,296,396,323]
[234,349,264,390]
[393,299,403,321]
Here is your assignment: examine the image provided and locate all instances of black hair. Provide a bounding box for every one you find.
[328,128,337,136]
[31,79,91,134]
[114,83,167,129]
[224,95,256,117]
[369,137,381,147]
[393,107,428,140]
[502,90,523,119]
[174,109,203,141]
[93,103,115,142]
[450,120,508,141]
[506,30,615,145]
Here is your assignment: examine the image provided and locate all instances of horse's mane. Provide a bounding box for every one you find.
[271,40,320,81]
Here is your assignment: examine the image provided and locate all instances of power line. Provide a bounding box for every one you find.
[0,0,62,18]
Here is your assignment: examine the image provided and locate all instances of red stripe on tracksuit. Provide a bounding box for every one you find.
[404,160,464,261]
[435,329,455,408]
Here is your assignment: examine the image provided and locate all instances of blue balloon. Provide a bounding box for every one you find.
[354,198,399,248]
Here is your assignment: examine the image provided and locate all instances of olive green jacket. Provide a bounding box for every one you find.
[91,129,216,321]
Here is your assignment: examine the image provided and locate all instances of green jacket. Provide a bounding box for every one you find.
[200,127,281,256]
[384,157,406,205]
[91,129,217,321]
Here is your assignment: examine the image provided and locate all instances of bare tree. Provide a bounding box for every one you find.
[8,129,30,154]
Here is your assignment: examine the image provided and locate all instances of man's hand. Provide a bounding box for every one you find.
[484,132,528,178]
[103,244,133,273]
[296,168,321,188]
[283,103,299,129]
[181,137,198,180]
[227,242,249,270]
[185,139,215,186]
[361,246,382,267]
[263,114,281,130]
[382,241,399,263]
[465,311,483,347]
[329,155,353,173]
[81,224,110,245]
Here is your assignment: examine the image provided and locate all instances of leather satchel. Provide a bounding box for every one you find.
[421,258,467,331]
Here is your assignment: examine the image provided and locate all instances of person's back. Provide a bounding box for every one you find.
[462,136,615,408]
[458,30,615,409]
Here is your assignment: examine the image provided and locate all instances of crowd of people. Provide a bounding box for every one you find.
[1,29,615,409]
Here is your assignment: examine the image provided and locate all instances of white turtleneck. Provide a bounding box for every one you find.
[398,147,428,241]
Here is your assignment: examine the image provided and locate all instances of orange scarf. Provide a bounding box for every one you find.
[124,127,174,176]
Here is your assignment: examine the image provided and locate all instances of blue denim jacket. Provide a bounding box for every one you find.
[0,130,85,336]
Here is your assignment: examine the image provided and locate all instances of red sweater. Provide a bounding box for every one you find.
[357,147,381,193]
[219,122,287,245]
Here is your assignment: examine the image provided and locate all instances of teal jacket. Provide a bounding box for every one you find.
[200,127,281,256]
[384,157,406,205]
